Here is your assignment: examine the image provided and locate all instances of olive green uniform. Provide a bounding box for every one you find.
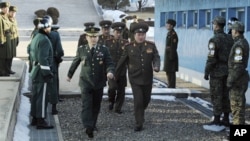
[67,44,114,130]
[0,13,12,76]
[116,41,160,128]
[105,38,128,112]
[227,35,249,125]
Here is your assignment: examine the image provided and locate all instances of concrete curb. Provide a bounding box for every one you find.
[54,115,64,141]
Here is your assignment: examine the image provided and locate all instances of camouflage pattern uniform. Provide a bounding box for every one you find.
[227,22,249,125]
[204,16,234,124]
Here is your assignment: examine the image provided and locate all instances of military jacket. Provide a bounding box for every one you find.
[163,29,178,72]
[49,30,64,72]
[77,33,88,47]
[122,27,129,40]
[9,17,19,57]
[227,35,249,86]
[205,29,234,77]
[116,41,160,85]
[67,44,114,89]
[0,14,12,59]
[98,34,113,45]
[29,30,53,82]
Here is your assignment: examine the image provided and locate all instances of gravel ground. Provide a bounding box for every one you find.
[57,96,232,141]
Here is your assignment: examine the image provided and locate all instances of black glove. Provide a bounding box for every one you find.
[204,74,209,80]
[44,73,54,83]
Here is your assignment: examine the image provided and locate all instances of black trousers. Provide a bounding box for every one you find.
[166,72,176,88]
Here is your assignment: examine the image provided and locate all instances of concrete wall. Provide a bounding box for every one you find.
[154,0,250,104]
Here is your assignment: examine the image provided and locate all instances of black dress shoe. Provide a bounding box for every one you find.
[86,128,94,138]
[115,110,123,114]
[9,70,15,74]
[58,98,64,102]
[108,102,114,110]
[36,118,54,129]
[134,126,143,132]
[30,117,37,126]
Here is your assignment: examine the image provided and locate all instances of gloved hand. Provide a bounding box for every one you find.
[204,74,209,80]
[44,73,54,83]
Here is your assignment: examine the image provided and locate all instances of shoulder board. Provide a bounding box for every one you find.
[145,40,155,45]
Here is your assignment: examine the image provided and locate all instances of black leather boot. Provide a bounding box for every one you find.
[221,112,230,127]
[36,118,54,129]
[30,117,37,126]
[86,128,94,138]
[52,104,58,115]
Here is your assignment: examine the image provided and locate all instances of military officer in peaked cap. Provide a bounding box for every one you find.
[67,26,115,138]
[105,22,129,114]
[0,1,12,76]
[98,20,113,45]
[116,22,160,131]
[77,22,95,47]
[8,5,19,75]
[163,19,178,88]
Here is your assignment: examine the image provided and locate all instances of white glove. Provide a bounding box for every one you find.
[107,72,114,80]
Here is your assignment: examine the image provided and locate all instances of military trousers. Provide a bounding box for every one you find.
[30,82,50,118]
[229,72,249,125]
[6,58,13,73]
[166,72,176,88]
[108,75,126,111]
[81,87,103,129]
[209,76,231,116]
[48,72,59,104]
[0,59,8,76]
[131,83,152,127]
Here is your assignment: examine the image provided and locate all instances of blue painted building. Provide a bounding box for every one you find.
[154,0,250,104]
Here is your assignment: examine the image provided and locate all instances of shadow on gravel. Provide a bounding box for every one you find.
[58,97,229,141]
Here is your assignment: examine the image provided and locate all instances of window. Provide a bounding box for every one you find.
[182,12,187,27]
[206,10,211,27]
[160,12,166,27]
[193,11,198,27]
[237,8,245,24]
[220,10,226,18]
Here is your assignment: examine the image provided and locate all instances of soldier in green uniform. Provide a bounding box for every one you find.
[116,22,160,131]
[227,21,249,125]
[98,20,113,45]
[48,23,64,114]
[129,15,138,42]
[204,16,234,127]
[29,16,54,129]
[8,5,19,74]
[77,22,95,47]
[121,19,129,40]
[67,26,114,138]
[0,2,11,76]
[163,19,178,88]
[105,22,129,113]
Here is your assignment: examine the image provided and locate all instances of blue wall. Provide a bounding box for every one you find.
[154,0,250,103]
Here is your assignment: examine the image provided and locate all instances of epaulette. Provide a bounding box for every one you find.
[125,42,134,47]
[145,40,155,45]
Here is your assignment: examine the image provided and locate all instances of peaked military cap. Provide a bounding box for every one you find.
[85,27,100,36]
[212,16,226,25]
[33,18,42,26]
[99,20,112,28]
[84,22,95,28]
[9,6,17,12]
[0,2,10,8]
[131,22,149,33]
[166,19,176,27]
[111,22,125,31]
[231,21,245,32]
